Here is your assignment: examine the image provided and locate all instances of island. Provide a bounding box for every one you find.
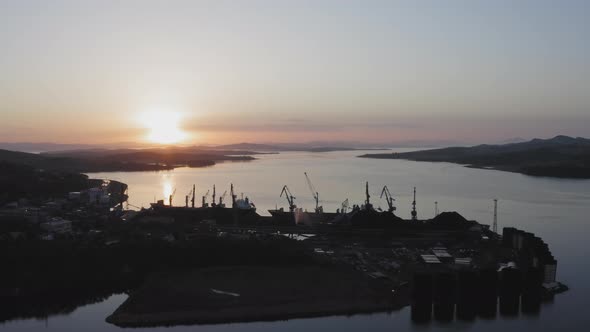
[359,135,590,179]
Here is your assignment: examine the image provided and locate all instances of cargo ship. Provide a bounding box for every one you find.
[147,174,412,227]
[149,184,258,225]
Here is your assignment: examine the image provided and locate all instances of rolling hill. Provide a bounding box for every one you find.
[359,136,590,179]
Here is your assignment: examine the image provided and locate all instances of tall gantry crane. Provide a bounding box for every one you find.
[280,185,297,212]
[230,183,237,208]
[380,185,396,213]
[341,198,349,214]
[191,185,196,208]
[202,189,210,208]
[411,187,417,221]
[169,188,177,207]
[364,182,373,210]
[211,185,216,207]
[185,187,194,207]
[304,172,322,213]
[219,190,227,207]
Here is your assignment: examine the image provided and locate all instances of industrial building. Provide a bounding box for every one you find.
[503,227,557,284]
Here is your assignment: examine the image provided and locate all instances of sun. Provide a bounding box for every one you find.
[141,110,187,145]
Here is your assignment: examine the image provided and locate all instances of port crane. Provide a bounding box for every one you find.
[191,185,196,208]
[411,187,417,220]
[211,185,216,207]
[280,185,297,212]
[230,183,237,208]
[364,182,373,210]
[380,186,396,213]
[304,172,322,213]
[202,189,210,208]
[218,190,227,207]
[169,188,177,207]
[185,187,193,207]
[340,198,349,213]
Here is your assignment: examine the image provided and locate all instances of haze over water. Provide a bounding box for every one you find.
[2,151,586,331]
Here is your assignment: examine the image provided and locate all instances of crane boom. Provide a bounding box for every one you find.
[185,187,194,207]
[341,198,349,213]
[202,189,210,208]
[219,190,227,206]
[304,172,321,213]
[169,188,177,206]
[364,182,373,210]
[380,186,396,213]
[230,183,237,208]
[280,185,297,212]
[191,185,196,208]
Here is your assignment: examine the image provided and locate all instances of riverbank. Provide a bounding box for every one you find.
[107,265,407,327]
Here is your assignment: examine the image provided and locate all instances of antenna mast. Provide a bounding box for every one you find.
[493,199,498,233]
[411,187,417,220]
[191,185,195,208]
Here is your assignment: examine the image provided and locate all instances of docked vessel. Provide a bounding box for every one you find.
[149,184,258,225]
[146,173,418,228]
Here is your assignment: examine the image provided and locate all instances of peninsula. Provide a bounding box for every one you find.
[359,136,590,179]
[0,147,257,173]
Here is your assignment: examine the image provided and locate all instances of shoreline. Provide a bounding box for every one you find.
[107,301,403,327]
[358,154,590,179]
[106,265,409,327]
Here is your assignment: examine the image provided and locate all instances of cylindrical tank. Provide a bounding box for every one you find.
[433,272,455,322]
[477,268,498,319]
[499,268,522,316]
[412,272,433,302]
[457,270,478,321]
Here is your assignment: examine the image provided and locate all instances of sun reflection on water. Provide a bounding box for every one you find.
[162,176,174,205]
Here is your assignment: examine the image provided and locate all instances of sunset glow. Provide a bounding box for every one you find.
[141,110,187,145]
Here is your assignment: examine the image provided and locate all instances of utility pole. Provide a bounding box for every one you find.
[435,201,439,217]
[493,199,498,234]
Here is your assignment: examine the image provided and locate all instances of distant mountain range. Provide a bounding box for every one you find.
[0,142,148,153]
[0,141,421,153]
[359,135,590,179]
[212,142,389,152]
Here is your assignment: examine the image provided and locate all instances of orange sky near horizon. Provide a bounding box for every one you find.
[1,1,589,146]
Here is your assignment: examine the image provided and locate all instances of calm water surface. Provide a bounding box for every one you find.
[3,150,589,331]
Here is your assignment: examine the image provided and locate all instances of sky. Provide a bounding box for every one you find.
[0,0,589,146]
